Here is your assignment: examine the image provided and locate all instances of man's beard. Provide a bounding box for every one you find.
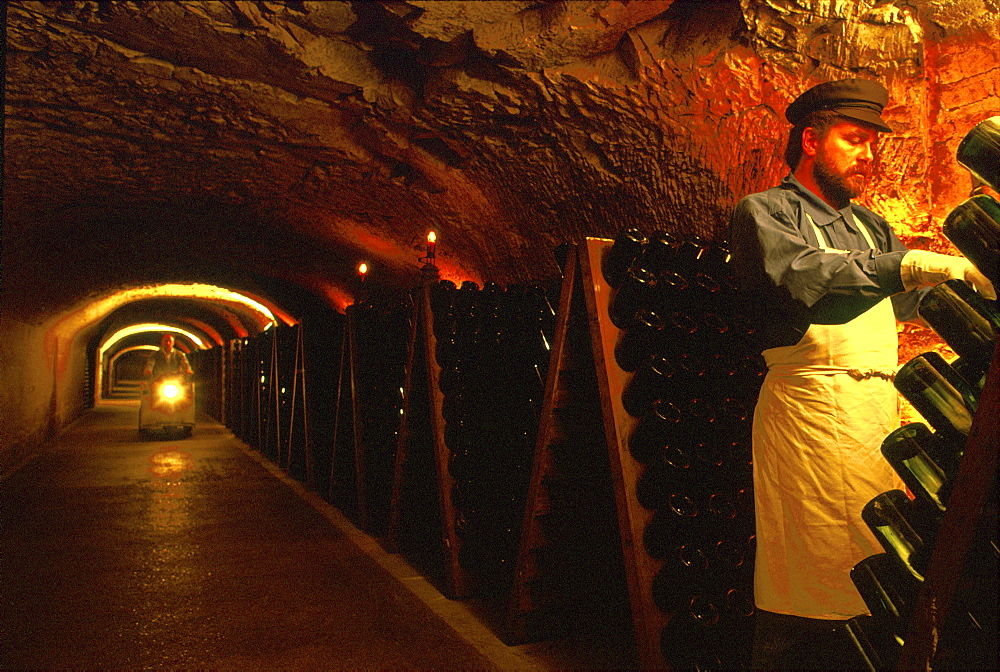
[814,155,868,208]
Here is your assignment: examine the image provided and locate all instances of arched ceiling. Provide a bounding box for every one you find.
[4,0,999,339]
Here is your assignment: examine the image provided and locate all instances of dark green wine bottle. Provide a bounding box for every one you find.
[880,423,956,514]
[894,352,978,444]
[956,116,1000,192]
[942,194,1000,285]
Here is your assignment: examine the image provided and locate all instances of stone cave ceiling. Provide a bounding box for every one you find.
[4,0,1000,322]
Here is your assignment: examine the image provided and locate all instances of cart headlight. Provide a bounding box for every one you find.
[156,379,186,403]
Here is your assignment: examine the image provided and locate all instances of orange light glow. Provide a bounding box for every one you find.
[358,262,368,277]
[180,318,225,347]
[148,449,193,478]
[427,231,436,244]
[99,324,206,361]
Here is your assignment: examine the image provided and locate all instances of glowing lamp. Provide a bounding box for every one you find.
[358,262,368,280]
[427,231,437,260]
[161,383,180,400]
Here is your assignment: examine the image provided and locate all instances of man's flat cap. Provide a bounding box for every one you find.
[785,78,892,133]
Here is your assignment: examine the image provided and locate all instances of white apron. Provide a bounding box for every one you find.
[752,216,905,619]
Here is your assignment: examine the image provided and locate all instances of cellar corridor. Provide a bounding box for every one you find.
[5,2,998,669]
[0,402,633,671]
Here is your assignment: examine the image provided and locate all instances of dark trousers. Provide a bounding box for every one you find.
[751,609,866,670]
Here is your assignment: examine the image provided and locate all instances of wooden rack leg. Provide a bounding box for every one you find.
[347,307,369,530]
[505,243,579,644]
[327,326,348,502]
[419,281,472,599]
[580,237,667,671]
[387,297,420,554]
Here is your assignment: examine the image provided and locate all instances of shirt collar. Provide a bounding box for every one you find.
[782,173,857,229]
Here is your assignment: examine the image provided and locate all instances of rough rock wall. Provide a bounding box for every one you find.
[3,0,999,457]
[6,1,998,304]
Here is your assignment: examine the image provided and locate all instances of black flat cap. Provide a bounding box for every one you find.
[785,78,892,133]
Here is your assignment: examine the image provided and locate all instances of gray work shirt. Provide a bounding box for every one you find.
[727,173,923,352]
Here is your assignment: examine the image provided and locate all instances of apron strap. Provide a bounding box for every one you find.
[805,211,880,252]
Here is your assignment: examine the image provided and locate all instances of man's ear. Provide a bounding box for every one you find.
[801,127,819,159]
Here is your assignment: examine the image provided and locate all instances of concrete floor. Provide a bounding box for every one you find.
[1,403,633,670]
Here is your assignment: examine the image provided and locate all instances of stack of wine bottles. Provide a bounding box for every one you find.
[946,115,1000,286]
[431,279,557,596]
[846,278,999,669]
[349,296,413,533]
[604,227,766,669]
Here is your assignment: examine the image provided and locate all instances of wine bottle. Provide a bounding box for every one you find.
[845,613,902,671]
[942,194,1000,285]
[722,585,755,619]
[430,279,458,332]
[691,270,723,304]
[643,494,703,558]
[614,308,666,372]
[651,541,714,601]
[629,399,685,464]
[603,227,648,288]
[656,268,690,310]
[697,242,731,280]
[705,537,747,575]
[699,311,730,349]
[720,440,754,487]
[659,601,724,670]
[719,397,753,436]
[733,352,767,397]
[956,115,1000,192]
[918,278,999,390]
[674,235,708,269]
[673,351,710,397]
[653,311,700,359]
[862,489,940,582]
[894,352,978,443]
[622,354,677,418]
[706,490,739,529]
[850,552,920,646]
[636,461,693,510]
[643,231,680,270]
[689,439,726,480]
[609,265,658,329]
[880,423,954,513]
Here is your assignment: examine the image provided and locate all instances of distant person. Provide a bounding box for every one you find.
[144,333,193,379]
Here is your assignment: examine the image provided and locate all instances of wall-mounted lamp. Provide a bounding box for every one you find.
[418,230,440,281]
[420,231,439,271]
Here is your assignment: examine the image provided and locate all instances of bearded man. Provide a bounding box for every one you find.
[727,79,994,669]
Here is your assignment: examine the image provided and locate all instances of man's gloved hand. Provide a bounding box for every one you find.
[901,249,997,300]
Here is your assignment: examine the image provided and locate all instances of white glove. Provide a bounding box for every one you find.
[900,250,996,300]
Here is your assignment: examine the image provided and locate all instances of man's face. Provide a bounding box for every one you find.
[811,119,879,207]
[161,334,174,352]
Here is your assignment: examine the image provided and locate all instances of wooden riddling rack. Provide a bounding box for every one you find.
[330,237,763,668]
[222,324,313,484]
[506,237,763,669]
[332,269,559,603]
[503,241,635,651]
[331,295,413,534]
